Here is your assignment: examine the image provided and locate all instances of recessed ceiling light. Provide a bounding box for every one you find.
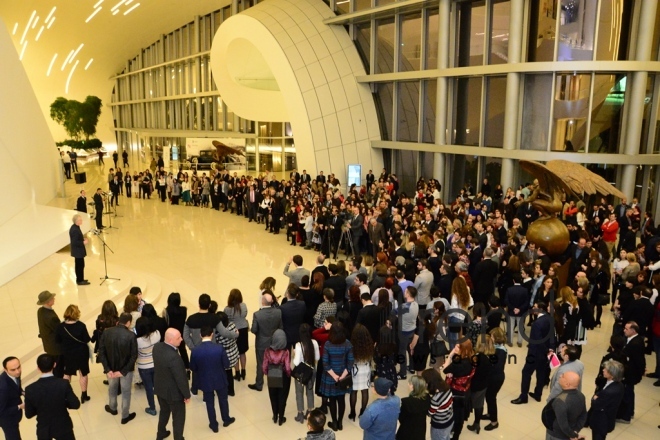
[32,16,39,29]
[21,10,36,44]
[113,9,119,15]
[62,50,74,70]
[19,41,28,60]
[66,60,80,94]
[124,3,140,15]
[94,0,104,8]
[126,0,134,4]
[35,25,45,41]
[72,43,84,61]
[86,7,102,23]
[85,58,94,70]
[12,23,18,35]
[47,17,56,29]
[47,53,58,76]
[111,0,127,11]
[45,7,56,23]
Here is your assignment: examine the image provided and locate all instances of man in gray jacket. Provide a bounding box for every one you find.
[248,293,282,391]
[284,255,310,287]
[546,345,585,402]
[413,259,434,309]
[546,371,587,440]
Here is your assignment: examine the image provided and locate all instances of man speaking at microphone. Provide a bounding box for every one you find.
[70,214,90,285]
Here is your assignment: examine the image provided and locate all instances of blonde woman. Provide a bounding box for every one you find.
[448,277,473,349]
[396,375,430,440]
[56,304,92,403]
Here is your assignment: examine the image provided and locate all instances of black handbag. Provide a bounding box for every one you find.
[334,375,353,391]
[430,338,449,357]
[596,293,611,306]
[292,344,314,385]
[267,364,284,388]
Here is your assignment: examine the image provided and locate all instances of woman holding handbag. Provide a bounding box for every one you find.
[320,322,354,432]
[56,304,92,403]
[293,324,320,423]
[263,329,291,425]
[438,340,476,440]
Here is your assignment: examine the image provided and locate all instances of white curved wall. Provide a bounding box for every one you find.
[211,0,382,184]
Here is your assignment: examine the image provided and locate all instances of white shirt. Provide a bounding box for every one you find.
[293,340,320,366]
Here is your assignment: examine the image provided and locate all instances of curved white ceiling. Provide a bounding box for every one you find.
[0,0,230,148]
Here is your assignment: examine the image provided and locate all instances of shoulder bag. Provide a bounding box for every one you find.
[267,363,284,388]
[64,324,93,361]
[292,344,315,386]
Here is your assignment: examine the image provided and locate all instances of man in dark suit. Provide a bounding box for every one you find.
[467,240,483,278]
[356,293,383,343]
[349,206,364,257]
[311,255,330,282]
[248,293,283,391]
[189,327,235,433]
[316,171,326,184]
[154,328,191,440]
[471,247,498,305]
[367,217,386,258]
[75,190,87,213]
[505,273,530,347]
[589,359,625,440]
[246,183,262,222]
[620,288,654,339]
[24,354,80,440]
[93,188,105,229]
[511,301,555,404]
[290,169,300,185]
[36,291,63,378]
[328,207,342,258]
[0,357,23,440]
[280,285,306,349]
[300,170,311,185]
[567,237,590,280]
[324,264,347,307]
[617,321,645,423]
[69,214,89,286]
[366,170,375,189]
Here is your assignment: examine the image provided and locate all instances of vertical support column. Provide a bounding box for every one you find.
[433,0,450,199]
[500,0,524,191]
[620,0,657,199]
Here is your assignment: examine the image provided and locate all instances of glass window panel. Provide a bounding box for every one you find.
[422,79,437,143]
[400,13,422,72]
[639,76,655,154]
[484,157,502,188]
[375,82,394,140]
[336,0,350,15]
[355,0,371,12]
[521,74,553,150]
[527,0,557,62]
[551,73,591,151]
[426,9,438,69]
[456,1,486,67]
[485,76,507,148]
[556,0,597,61]
[453,77,482,146]
[489,1,510,65]
[397,81,420,142]
[588,73,626,154]
[376,0,394,6]
[354,22,371,73]
[596,0,633,61]
[375,18,395,74]
[285,138,297,172]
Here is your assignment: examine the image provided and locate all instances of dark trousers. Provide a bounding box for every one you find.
[203,388,230,430]
[452,394,466,439]
[159,187,167,202]
[617,382,635,421]
[125,184,131,197]
[38,431,74,440]
[110,192,119,206]
[95,208,103,229]
[225,369,235,395]
[485,375,504,422]
[157,397,185,440]
[254,348,265,389]
[0,422,21,440]
[177,344,190,369]
[268,376,291,420]
[519,354,549,400]
[71,160,78,172]
[653,335,660,376]
[64,163,71,179]
[74,257,85,282]
[247,202,257,221]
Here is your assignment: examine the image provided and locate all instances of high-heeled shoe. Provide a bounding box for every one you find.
[467,423,481,434]
[241,369,246,380]
[327,422,338,432]
[358,408,365,418]
[234,371,241,382]
[348,412,356,421]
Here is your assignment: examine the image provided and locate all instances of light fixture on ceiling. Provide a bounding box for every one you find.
[62,50,74,70]
[66,60,80,94]
[32,16,39,29]
[85,58,94,70]
[86,7,102,23]
[113,9,119,15]
[35,25,45,41]
[47,53,58,76]
[20,10,36,44]
[94,0,104,8]
[47,17,56,29]
[45,7,56,23]
[126,0,134,4]
[124,3,140,15]
[12,23,18,35]
[111,0,127,11]
[72,44,84,61]
[19,41,28,60]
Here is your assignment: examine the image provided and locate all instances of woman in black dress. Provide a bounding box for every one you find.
[57,304,92,403]
[163,292,189,370]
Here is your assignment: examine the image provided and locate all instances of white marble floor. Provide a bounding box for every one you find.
[2,160,658,440]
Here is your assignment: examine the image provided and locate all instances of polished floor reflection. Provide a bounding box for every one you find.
[2,160,658,440]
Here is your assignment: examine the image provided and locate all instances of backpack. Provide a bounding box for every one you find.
[541,399,556,429]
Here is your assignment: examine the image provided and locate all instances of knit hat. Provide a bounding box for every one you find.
[36,290,56,305]
[270,329,287,350]
[374,377,393,397]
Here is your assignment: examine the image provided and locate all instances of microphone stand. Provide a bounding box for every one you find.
[104,193,119,230]
[94,232,120,285]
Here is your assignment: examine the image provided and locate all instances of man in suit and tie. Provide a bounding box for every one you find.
[246,183,262,222]
[324,264,347,308]
[75,190,87,213]
[589,359,625,440]
[300,169,311,185]
[189,327,235,433]
[328,207,342,259]
[153,328,191,440]
[24,354,80,440]
[316,171,326,184]
[511,301,555,404]
[280,287,306,350]
[0,357,23,440]
[93,188,105,229]
[69,214,90,286]
[349,206,364,257]
[248,293,283,391]
[505,273,530,347]
[366,169,375,189]
[283,255,311,288]
[290,168,300,185]
[567,237,590,281]
[368,217,386,258]
[616,321,646,423]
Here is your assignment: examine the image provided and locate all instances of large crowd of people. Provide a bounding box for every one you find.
[3,161,660,440]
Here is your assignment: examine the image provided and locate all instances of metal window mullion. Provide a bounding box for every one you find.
[479,76,486,147]
[418,80,425,142]
[392,82,399,141]
[592,0,602,61]
[370,20,376,75]
[552,0,561,62]
[645,74,660,153]
[584,72,596,153]
[547,72,557,152]
[484,0,492,65]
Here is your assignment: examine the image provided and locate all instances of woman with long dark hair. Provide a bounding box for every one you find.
[320,322,354,431]
[163,292,189,370]
[589,258,611,327]
[135,317,160,415]
[411,313,436,375]
[348,324,374,421]
[225,288,248,381]
[293,323,320,423]
[140,304,167,342]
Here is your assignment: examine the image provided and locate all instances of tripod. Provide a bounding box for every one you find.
[336,225,356,261]
[95,232,120,286]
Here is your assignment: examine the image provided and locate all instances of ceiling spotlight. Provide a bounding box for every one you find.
[47,17,56,29]
[47,53,58,76]
[32,16,39,29]
[72,43,84,60]
[85,58,94,70]
[94,0,104,7]
[66,60,80,94]
[62,49,74,70]
[19,41,28,60]
[12,23,18,35]
[111,0,127,11]
[113,9,119,15]
[45,7,56,23]
[35,25,45,41]
[86,7,102,23]
[21,10,36,44]
[124,3,140,15]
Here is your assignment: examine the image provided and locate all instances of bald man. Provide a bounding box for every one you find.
[153,328,191,440]
[248,293,282,391]
[545,371,587,440]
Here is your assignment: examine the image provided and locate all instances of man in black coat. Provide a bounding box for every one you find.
[69,214,89,286]
[356,293,383,343]
[366,170,375,189]
[280,286,306,349]
[505,273,530,347]
[93,188,105,229]
[511,301,555,404]
[75,190,87,213]
[617,321,646,423]
[589,359,625,440]
[471,247,499,305]
[154,329,191,440]
[620,288,654,339]
[25,354,80,440]
[327,207,343,258]
[0,357,23,440]
[311,255,331,281]
[567,237,590,280]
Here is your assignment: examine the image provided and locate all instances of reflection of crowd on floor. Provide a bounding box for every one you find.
[8,164,660,440]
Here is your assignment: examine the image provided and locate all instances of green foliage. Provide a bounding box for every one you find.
[49,96,103,141]
[55,139,102,150]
